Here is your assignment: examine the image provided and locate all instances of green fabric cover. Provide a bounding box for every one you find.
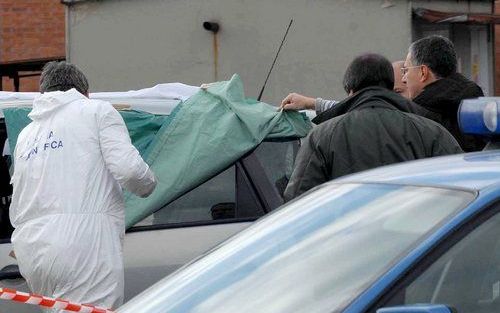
[4,109,169,158]
[4,109,30,155]
[4,74,312,228]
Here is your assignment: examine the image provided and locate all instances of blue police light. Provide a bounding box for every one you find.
[459,98,500,136]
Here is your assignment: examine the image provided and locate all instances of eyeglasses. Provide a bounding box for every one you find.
[400,65,422,76]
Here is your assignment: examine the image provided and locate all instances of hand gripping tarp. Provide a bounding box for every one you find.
[4,74,312,228]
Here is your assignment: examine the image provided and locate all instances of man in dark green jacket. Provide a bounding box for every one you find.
[284,53,462,201]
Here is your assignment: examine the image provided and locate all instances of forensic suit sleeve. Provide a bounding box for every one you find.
[283,127,330,202]
[98,103,157,197]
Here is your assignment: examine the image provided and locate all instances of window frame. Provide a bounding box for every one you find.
[127,159,263,233]
[239,151,283,210]
[127,138,300,233]
[366,200,500,313]
[241,137,300,210]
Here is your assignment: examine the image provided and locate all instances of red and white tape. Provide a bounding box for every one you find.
[0,288,115,313]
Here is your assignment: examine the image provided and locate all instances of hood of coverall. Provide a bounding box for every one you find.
[29,88,87,120]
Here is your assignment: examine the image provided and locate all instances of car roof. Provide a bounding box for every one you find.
[0,83,200,117]
[335,150,500,191]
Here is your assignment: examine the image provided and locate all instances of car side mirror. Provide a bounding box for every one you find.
[377,304,455,313]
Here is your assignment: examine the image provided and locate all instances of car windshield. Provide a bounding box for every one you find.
[118,183,475,313]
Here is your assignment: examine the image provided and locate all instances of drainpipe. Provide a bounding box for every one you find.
[203,21,220,81]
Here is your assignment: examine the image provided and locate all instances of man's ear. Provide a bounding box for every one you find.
[420,65,430,82]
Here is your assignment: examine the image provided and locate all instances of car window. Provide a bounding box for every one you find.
[134,164,265,227]
[133,139,300,228]
[0,120,13,241]
[252,140,298,198]
[384,209,500,313]
[0,195,12,241]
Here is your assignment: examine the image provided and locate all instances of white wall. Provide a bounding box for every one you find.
[67,0,412,105]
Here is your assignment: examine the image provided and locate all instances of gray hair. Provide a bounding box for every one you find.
[39,61,89,94]
[408,35,457,79]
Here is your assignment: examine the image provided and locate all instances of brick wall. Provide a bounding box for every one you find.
[0,0,65,91]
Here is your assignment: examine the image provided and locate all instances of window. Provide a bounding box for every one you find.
[133,139,300,228]
[384,209,500,313]
[0,120,13,241]
[0,196,12,241]
[134,164,265,227]
[252,139,298,199]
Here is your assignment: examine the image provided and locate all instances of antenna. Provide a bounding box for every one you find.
[257,19,293,101]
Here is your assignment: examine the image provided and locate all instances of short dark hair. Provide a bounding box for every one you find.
[342,53,394,93]
[409,35,457,78]
[39,61,89,94]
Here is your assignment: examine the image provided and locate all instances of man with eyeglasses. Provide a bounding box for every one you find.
[402,35,484,152]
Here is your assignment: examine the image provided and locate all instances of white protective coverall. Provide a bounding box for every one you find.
[9,89,157,311]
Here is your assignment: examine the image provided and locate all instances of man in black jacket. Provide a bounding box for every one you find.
[403,35,484,152]
[284,53,462,201]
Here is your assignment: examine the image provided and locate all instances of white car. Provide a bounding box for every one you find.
[0,86,301,312]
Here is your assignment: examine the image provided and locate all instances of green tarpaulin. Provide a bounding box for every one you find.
[4,75,312,228]
[4,109,169,160]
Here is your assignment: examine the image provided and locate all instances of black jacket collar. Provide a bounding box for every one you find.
[412,73,484,114]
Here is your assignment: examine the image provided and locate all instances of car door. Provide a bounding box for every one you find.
[0,240,39,313]
[0,137,299,310]
[123,138,299,300]
[371,201,500,313]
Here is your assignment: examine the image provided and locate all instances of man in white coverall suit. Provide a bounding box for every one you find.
[9,61,157,311]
